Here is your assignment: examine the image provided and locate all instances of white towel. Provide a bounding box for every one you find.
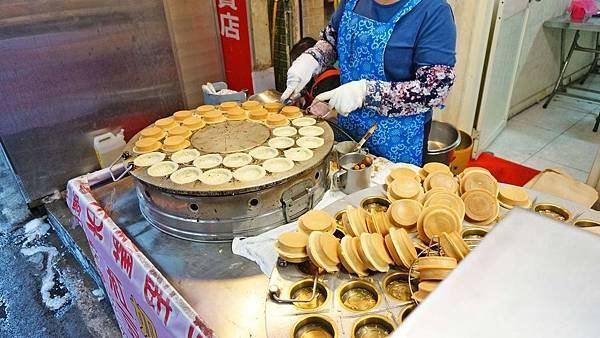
[231,190,346,276]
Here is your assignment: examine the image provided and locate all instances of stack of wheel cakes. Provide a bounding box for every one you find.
[272,207,409,337]
[268,161,538,338]
[275,162,532,304]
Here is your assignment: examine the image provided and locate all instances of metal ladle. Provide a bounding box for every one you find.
[352,123,378,152]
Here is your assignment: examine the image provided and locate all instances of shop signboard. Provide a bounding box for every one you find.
[215,0,254,94]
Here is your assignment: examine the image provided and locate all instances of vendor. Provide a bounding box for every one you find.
[281,0,457,166]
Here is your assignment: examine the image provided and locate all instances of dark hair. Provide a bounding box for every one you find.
[290,37,318,61]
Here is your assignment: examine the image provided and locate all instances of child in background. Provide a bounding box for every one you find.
[289,37,340,109]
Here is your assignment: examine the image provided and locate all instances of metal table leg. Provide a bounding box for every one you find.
[594,113,600,132]
[544,30,581,109]
[580,32,600,85]
[561,29,565,69]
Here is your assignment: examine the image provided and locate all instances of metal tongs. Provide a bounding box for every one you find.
[269,274,319,304]
[281,90,307,106]
[108,151,134,182]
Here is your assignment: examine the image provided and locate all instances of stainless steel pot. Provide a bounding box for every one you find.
[248,89,282,104]
[332,153,372,194]
[424,120,461,165]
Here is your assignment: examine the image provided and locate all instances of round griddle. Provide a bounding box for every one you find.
[123,115,334,241]
[125,119,334,196]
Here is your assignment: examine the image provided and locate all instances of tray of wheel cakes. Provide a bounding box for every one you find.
[120,100,335,241]
[265,159,557,338]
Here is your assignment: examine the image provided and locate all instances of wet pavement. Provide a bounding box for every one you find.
[0,155,120,337]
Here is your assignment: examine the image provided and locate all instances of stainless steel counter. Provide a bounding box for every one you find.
[51,173,600,337]
[91,177,268,337]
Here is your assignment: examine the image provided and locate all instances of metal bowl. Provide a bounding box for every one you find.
[461,227,488,249]
[424,120,461,165]
[533,203,572,223]
[574,219,600,228]
[291,315,338,338]
[289,279,330,311]
[334,209,347,239]
[248,89,281,104]
[461,227,488,240]
[383,272,417,302]
[351,315,395,338]
[360,196,391,213]
[337,280,381,312]
[335,210,347,228]
[397,304,416,323]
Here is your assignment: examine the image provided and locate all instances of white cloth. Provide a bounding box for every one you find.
[281,54,320,101]
[231,190,346,276]
[314,80,367,117]
[231,158,420,276]
[202,82,238,95]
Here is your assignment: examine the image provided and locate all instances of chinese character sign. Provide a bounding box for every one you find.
[215,0,254,94]
[66,173,215,338]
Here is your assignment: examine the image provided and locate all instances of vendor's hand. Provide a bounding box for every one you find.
[314,80,367,117]
[281,54,320,101]
[307,101,330,118]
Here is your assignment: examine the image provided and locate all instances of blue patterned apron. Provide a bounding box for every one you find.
[337,0,425,165]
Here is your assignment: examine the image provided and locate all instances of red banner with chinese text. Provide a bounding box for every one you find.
[215,0,254,94]
[66,169,215,338]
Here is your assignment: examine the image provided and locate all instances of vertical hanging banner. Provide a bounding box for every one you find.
[215,0,254,94]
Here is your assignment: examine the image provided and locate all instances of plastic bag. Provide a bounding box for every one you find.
[568,0,597,21]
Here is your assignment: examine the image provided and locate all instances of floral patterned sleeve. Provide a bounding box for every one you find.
[305,24,339,72]
[363,65,456,117]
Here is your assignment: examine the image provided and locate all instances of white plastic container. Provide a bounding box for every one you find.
[94,129,126,168]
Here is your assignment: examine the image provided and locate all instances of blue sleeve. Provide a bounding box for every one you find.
[414,3,457,68]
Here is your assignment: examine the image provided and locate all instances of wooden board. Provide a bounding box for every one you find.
[162,0,224,107]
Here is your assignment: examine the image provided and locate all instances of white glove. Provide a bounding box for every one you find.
[281,54,320,101]
[314,80,367,117]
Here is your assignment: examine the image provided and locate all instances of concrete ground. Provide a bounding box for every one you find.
[0,155,120,337]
